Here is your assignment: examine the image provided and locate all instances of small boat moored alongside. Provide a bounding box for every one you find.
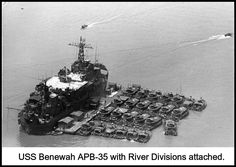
[113,128,128,139]
[103,124,116,137]
[164,119,177,136]
[159,104,175,119]
[113,96,129,107]
[192,99,207,111]
[136,100,151,110]
[126,129,138,141]
[134,113,150,127]
[171,107,189,122]
[91,125,106,136]
[110,109,123,122]
[147,102,163,114]
[171,95,184,106]
[123,98,139,109]
[144,116,162,130]
[134,89,149,99]
[134,130,152,143]
[122,84,140,97]
[76,123,94,136]
[147,90,162,101]
[182,99,194,110]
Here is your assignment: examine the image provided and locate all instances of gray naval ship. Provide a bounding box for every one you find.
[16,36,207,143]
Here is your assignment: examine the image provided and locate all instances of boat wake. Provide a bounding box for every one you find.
[87,14,122,28]
[179,34,232,47]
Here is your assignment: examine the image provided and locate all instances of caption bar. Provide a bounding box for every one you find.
[3,147,234,165]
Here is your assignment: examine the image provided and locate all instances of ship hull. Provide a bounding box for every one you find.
[19,109,72,135]
[19,80,107,135]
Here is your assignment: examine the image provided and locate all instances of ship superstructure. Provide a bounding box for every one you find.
[18,36,108,134]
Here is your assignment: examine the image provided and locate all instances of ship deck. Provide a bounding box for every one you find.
[46,74,88,91]
[55,110,97,134]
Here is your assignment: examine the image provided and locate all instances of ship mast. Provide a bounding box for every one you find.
[95,44,98,64]
[78,36,85,61]
[68,36,93,62]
